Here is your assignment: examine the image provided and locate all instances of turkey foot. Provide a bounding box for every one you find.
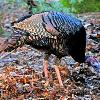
[53,58,64,87]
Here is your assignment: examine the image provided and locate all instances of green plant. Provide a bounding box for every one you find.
[0,14,4,35]
[60,0,100,13]
[31,0,69,14]
[6,0,16,4]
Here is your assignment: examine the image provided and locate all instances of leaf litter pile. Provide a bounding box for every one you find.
[0,13,100,99]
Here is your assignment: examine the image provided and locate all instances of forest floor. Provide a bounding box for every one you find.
[0,3,100,100]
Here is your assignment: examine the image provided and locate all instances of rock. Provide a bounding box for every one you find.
[10,72,17,76]
[86,56,100,73]
[0,37,6,45]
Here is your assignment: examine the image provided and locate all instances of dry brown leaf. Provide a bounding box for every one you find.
[16,95,24,100]
[20,77,26,84]
[43,90,49,97]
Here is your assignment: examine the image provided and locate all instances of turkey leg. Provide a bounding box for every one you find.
[53,58,63,87]
[43,54,50,85]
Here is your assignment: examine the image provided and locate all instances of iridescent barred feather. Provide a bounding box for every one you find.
[0,11,86,87]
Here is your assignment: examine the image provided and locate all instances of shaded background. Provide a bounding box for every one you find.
[0,0,100,37]
[0,1,100,100]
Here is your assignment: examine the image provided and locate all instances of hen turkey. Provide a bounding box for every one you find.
[0,11,86,87]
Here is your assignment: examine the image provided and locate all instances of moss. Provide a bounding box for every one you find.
[60,0,100,13]
[74,0,100,13]
[0,26,4,34]
[0,14,4,36]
